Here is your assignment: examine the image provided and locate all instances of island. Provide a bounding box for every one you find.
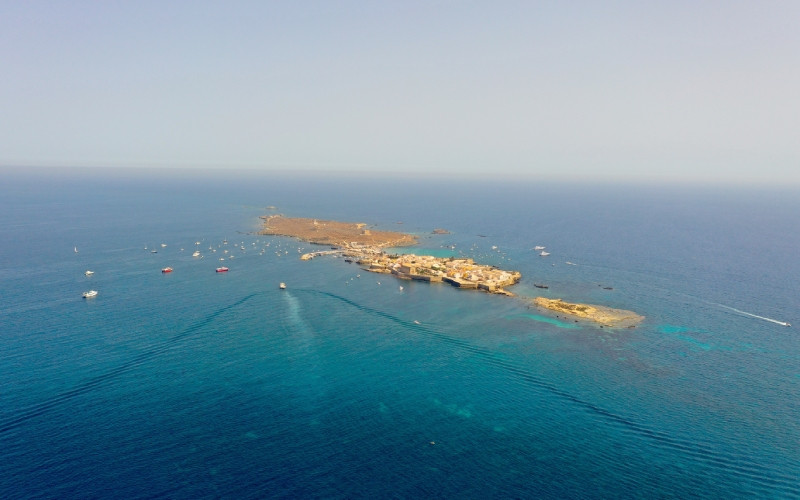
[260,215,521,295]
[532,297,644,328]
[260,215,417,247]
[260,215,645,320]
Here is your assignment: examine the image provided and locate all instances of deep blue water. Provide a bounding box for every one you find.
[1,168,798,498]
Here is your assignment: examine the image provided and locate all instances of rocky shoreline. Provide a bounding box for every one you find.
[532,297,644,328]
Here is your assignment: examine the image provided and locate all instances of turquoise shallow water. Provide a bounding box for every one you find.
[1,169,798,498]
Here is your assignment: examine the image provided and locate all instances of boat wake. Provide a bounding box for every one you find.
[295,288,799,496]
[716,304,791,327]
[0,293,261,434]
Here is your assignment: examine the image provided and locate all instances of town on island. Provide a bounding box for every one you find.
[260,215,643,328]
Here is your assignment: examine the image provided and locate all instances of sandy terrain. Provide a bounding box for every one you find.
[260,215,418,248]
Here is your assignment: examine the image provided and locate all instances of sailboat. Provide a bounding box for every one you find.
[74,246,78,253]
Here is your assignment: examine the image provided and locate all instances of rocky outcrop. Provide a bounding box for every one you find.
[532,297,643,328]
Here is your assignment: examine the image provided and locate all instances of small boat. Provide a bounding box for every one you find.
[162,267,173,273]
[151,250,158,254]
[85,270,94,276]
[161,243,167,248]
[192,251,201,257]
[534,283,549,289]
[539,251,550,257]
[399,286,404,291]
[534,246,546,251]
[279,282,286,290]
[216,267,229,273]
[74,246,78,253]
[413,320,421,325]
[82,290,98,298]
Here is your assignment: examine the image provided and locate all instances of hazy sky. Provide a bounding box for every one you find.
[2,1,798,183]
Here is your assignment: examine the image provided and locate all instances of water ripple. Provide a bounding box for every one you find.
[0,293,260,434]
[302,288,800,497]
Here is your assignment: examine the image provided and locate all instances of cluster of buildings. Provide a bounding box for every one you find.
[347,249,521,295]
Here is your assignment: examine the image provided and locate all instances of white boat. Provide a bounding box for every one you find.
[539,251,550,257]
[534,246,546,251]
[192,250,201,257]
[279,282,286,290]
[161,243,167,248]
[74,246,78,253]
[82,290,98,298]
[85,270,94,276]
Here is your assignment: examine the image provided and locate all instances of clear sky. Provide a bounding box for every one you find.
[1,1,798,184]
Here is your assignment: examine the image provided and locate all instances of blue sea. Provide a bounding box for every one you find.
[1,168,798,499]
